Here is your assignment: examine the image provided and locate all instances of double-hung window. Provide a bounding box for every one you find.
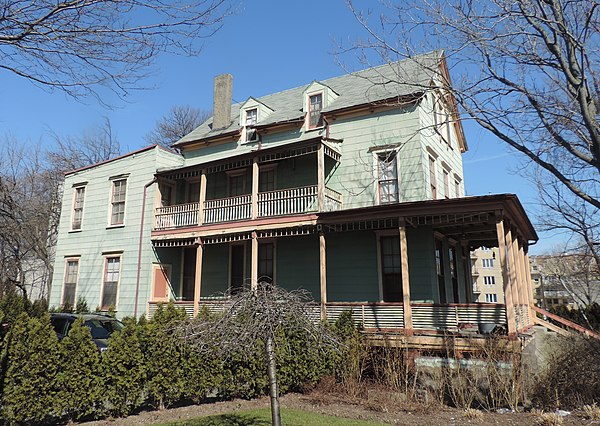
[102,256,121,309]
[308,93,323,128]
[245,108,258,142]
[110,179,127,226]
[377,151,399,204]
[71,186,85,230]
[482,258,494,268]
[484,276,496,286]
[443,169,450,199]
[429,156,437,199]
[62,259,79,307]
[485,293,498,303]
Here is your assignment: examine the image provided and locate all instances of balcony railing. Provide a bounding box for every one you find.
[204,194,252,224]
[154,185,343,229]
[154,202,199,230]
[258,185,318,217]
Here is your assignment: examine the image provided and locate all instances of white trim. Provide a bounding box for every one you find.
[372,148,401,205]
[305,90,325,130]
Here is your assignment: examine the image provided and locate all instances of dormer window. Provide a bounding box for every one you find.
[308,93,323,128]
[245,108,258,142]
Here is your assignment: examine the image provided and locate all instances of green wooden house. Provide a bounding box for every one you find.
[51,52,538,349]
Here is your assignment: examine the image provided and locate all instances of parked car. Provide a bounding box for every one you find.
[50,313,124,352]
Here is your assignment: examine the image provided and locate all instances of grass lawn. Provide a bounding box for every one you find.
[159,407,387,426]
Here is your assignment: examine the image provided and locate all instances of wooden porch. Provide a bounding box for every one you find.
[152,138,342,231]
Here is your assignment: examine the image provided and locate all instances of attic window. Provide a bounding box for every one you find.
[245,108,258,142]
[308,93,323,128]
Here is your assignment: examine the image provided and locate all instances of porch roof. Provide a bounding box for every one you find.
[156,137,339,180]
[318,194,538,246]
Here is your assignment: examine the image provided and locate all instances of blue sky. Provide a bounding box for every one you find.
[0,0,557,253]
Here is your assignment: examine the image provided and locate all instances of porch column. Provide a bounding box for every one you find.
[319,231,327,321]
[193,238,204,317]
[398,219,413,334]
[198,169,207,225]
[251,231,258,290]
[506,227,523,331]
[496,216,517,338]
[252,158,259,219]
[461,240,472,303]
[317,143,325,212]
[523,245,536,324]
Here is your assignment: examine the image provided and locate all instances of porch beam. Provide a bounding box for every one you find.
[496,216,517,338]
[506,226,523,331]
[251,231,258,290]
[317,143,325,212]
[252,158,259,219]
[198,169,207,225]
[193,238,204,317]
[319,232,327,321]
[398,219,413,334]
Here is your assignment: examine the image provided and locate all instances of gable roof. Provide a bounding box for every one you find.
[174,51,444,146]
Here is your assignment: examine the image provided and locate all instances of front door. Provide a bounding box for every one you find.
[182,248,196,301]
[230,244,245,293]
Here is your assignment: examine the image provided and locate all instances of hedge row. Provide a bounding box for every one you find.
[0,296,357,425]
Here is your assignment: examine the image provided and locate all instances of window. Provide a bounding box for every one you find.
[377,151,399,204]
[308,93,323,128]
[245,108,258,141]
[71,186,85,230]
[110,179,127,226]
[259,168,276,193]
[484,276,496,286]
[429,156,437,199]
[380,236,402,302]
[485,293,498,303]
[186,181,200,203]
[482,258,495,268]
[159,183,173,207]
[102,256,121,309]
[228,172,246,197]
[454,179,461,198]
[258,242,274,284]
[443,169,450,199]
[62,259,79,307]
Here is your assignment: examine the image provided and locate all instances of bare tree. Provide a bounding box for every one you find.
[0,0,229,99]
[182,284,340,426]
[146,105,211,148]
[46,117,122,174]
[0,141,56,299]
[345,0,600,209]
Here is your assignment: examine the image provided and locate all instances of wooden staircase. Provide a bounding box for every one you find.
[531,306,600,340]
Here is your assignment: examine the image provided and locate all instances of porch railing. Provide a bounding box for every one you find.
[204,194,252,224]
[258,185,318,217]
[148,300,507,333]
[154,202,199,230]
[324,187,343,211]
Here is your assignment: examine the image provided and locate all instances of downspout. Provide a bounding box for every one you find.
[134,177,158,318]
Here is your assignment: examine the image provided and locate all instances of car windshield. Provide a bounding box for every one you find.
[84,318,124,340]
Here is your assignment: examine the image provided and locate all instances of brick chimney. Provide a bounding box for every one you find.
[212,73,233,130]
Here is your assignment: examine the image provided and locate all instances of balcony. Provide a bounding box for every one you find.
[154,185,343,230]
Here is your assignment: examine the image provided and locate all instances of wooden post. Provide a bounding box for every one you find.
[516,239,530,326]
[524,246,537,325]
[252,159,259,219]
[461,240,472,303]
[399,219,413,334]
[319,231,327,321]
[317,143,325,212]
[198,169,207,225]
[506,227,523,331]
[496,216,517,338]
[193,238,203,317]
[251,231,258,290]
